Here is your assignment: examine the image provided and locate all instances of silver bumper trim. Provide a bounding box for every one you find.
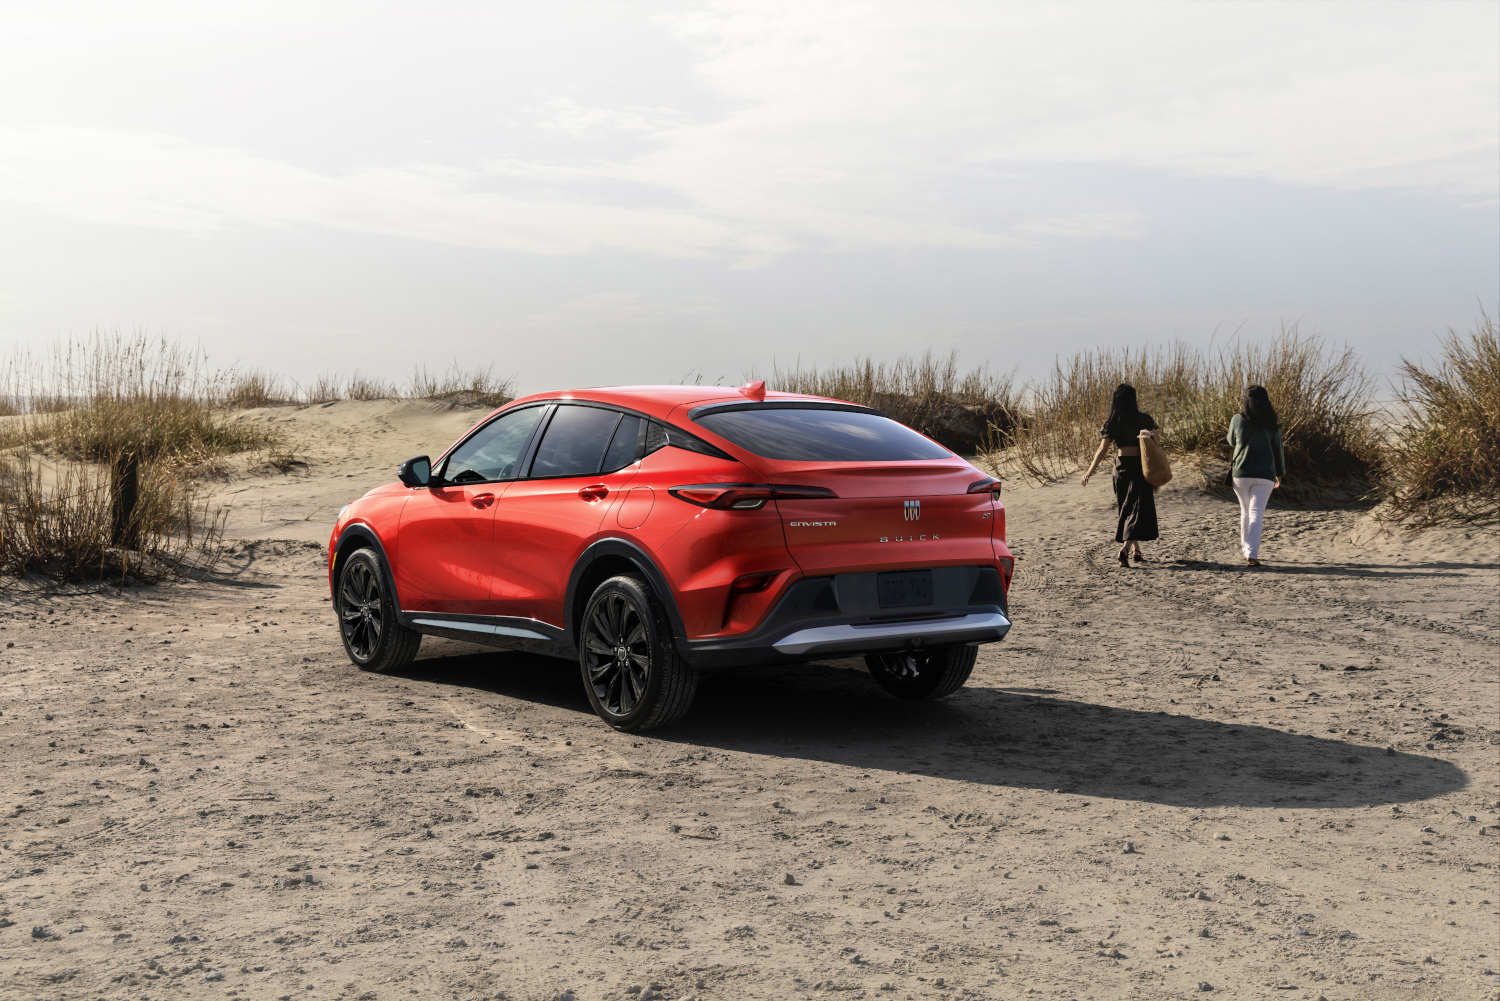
[771,611,1011,657]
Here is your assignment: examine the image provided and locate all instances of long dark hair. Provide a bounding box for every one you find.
[1241,384,1278,431]
[1103,383,1140,442]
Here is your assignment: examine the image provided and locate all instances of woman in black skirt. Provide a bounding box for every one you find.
[1080,383,1159,566]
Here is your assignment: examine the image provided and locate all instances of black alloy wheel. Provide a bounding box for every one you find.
[336,548,420,673]
[340,557,384,660]
[865,644,978,700]
[578,575,697,731]
[583,590,651,716]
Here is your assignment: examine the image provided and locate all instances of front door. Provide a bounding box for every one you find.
[394,404,549,614]
[490,406,643,626]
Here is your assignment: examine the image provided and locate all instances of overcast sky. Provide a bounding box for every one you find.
[1,1,1495,393]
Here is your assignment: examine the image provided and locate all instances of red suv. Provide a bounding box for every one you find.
[329,383,1013,730]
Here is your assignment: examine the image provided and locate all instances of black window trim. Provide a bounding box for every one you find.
[436,397,731,487]
[434,401,554,487]
[522,401,649,481]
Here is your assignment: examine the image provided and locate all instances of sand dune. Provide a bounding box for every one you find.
[2,399,1497,1000]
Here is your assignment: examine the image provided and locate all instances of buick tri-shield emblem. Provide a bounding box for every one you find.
[903,499,921,521]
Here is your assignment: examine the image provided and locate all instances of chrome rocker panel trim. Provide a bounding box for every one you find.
[407,617,554,643]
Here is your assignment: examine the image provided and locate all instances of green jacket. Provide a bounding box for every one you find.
[1227,414,1286,481]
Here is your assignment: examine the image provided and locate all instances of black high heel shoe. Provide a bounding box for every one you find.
[1118,548,1130,567]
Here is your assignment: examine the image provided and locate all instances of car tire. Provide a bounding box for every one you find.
[865,644,977,700]
[336,548,421,674]
[579,574,697,731]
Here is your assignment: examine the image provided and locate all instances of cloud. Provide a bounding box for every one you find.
[655,2,1497,199]
[0,123,1134,259]
[0,1,1492,260]
[0,126,737,256]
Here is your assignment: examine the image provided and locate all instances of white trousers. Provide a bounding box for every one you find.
[1232,477,1275,559]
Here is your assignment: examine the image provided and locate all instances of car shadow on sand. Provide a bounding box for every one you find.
[401,648,1467,811]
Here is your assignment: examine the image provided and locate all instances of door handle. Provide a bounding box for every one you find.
[470,492,495,509]
[578,484,609,502]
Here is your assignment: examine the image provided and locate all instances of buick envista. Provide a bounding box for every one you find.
[328,382,1013,730]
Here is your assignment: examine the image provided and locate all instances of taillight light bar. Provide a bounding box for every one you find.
[968,477,1003,497]
[668,483,837,511]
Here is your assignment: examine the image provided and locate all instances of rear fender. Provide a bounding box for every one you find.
[565,538,691,658]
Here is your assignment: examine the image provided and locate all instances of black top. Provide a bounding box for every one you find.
[1101,411,1158,448]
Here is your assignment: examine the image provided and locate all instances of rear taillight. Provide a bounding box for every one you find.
[997,555,1014,592]
[669,483,837,510]
[968,477,1002,497]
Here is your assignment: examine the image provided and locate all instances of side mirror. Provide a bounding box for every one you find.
[398,455,431,488]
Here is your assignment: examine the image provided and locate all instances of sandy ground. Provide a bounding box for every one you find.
[1,399,1497,1001]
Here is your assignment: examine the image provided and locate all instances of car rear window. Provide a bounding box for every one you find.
[694,407,951,461]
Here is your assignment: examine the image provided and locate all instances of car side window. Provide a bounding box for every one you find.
[441,406,546,484]
[601,414,642,473]
[529,405,624,479]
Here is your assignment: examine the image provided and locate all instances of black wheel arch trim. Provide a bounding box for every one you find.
[565,537,690,657]
[332,523,401,607]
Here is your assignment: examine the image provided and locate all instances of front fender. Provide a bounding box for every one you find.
[330,523,402,609]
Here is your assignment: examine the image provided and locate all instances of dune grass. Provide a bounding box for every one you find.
[302,374,344,404]
[0,336,522,580]
[0,335,254,579]
[0,449,226,579]
[768,350,1018,454]
[29,336,277,463]
[224,370,295,409]
[992,329,1381,500]
[342,373,400,401]
[1383,314,1499,525]
[1,322,1483,579]
[292,365,512,407]
[407,362,514,407]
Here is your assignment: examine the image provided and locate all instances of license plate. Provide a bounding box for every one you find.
[877,570,933,608]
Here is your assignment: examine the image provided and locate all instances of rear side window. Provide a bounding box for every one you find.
[695,407,951,461]
[530,405,623,478]
[643,420,730,459]
[601,415,642,472]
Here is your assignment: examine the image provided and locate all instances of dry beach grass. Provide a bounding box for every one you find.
[1385,314,1500,526]
[4,328,1496,586]
[994,330,1382,501]
[0,336,516,580]
[768,350,1019,455]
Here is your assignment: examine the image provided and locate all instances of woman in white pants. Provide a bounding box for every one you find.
[1226,386,1285,566]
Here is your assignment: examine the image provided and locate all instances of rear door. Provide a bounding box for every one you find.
[489,404,643,625]
[689,403,995,576]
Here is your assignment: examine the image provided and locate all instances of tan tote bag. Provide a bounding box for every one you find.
[1139,429,1172,487]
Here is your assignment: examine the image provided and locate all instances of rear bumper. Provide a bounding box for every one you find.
[682,565,1009,669]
